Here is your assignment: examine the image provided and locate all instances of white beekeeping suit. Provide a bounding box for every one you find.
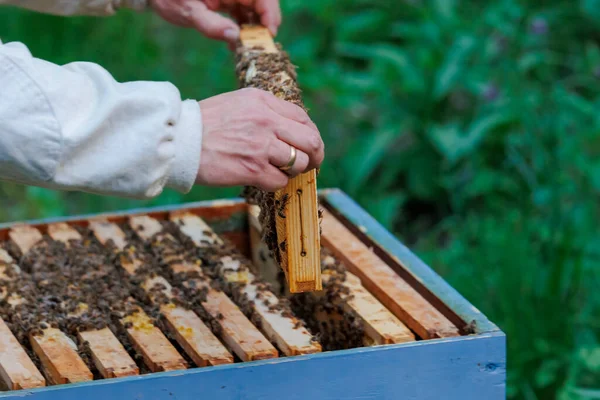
[0,0,203,198]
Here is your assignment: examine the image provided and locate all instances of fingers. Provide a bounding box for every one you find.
[187,2,240,43]
[240,88,324,171]
[254,166,289,192]
[272,115,324,171]
[262,92,317,130]
[268,140,310,177]
[255,0,281,35]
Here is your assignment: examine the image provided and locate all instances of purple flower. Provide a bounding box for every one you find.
[530,18,548,35]
[483,84,499,102]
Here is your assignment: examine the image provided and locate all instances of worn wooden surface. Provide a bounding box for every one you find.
[29,329,93,385]
[170,211,321,356]
[0,250,45,390]
[320,209,459,339]
[90,219,231,368]
[79,221,189,372]
[48,222,186,373]
[46,223,140,378]
[249,205,415,344]
[0,317,45,390]
[76,329,139,379]
[239,25,321,293]
[239,25,278,52]
[0,190,504,398]
[125,216,278,362]
[0,332,506,400]
[142,275,233,367]
[325,270,415,345]
[321,189,499,334]
[7,226,94,385]
[121,308,188,372]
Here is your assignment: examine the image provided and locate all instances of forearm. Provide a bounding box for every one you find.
[0,40,202,199]
[0,0,147,16]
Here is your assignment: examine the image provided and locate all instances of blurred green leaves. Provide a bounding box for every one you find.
[1,1,600,398]
[428,111,515,164]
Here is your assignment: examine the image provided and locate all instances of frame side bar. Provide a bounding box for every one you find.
[322,189,499,334]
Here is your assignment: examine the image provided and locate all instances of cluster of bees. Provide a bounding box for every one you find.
[0,216,367,377]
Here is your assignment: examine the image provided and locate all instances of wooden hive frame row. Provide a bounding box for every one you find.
[248,205,458,349]
[0,202,463,392]
[168,211,322,356]
[90,219,238,367]
[237,25,322,294]
[46,223,188,373]
[98,216,281,362]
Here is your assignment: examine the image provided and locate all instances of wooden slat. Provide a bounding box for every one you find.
[87,219,129,251]
[8,225,43,255]
[92,219,235,366]
[0,317,45,389]
[199,290,278,361]
[326,271,415,345]
[249,206,414,345]
[77,329,139,378]
[46,223,140,378]
[46,223,81,243]
[239,25,278,53]
[239,25,321,293]
[168,261,279,361]
[124,217,278,362]
[170,212,321,356]
[320,210,460,339]
[161,305,233,366]
[8,226,94,385]
[121,307,188,372]
[127,216,162,239]
[0,253,45,390]
[143,275,233,366]
[29,329,93,385]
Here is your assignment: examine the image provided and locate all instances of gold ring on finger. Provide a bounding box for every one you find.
[279,146,297,172]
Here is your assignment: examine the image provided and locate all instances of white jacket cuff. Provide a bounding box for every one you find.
[165,99,202,193]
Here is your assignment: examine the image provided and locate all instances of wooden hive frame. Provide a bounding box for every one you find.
[7,224,187,379]
[248,205,416,347]
[237,25,321,293]
[43,223,188,373]
[0,189,505,400]
[4,227,95,385]
[92,217,278,362]
[166,212,322,357]
[88,219,238,367]
[0,250,46,390]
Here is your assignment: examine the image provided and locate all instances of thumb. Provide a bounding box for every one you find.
[188,2,240,43]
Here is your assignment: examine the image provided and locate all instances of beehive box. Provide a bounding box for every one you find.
[0,189,505,400]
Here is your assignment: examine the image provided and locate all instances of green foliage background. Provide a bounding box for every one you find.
[1,0,600,398]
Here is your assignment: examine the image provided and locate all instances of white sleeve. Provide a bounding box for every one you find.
[0,0,147,16]
[0,40,202,199]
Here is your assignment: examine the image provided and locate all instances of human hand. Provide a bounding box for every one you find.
[150,0,281,44]
[196,88,324,191]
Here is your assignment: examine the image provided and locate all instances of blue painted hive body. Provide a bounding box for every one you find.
[0,189,505,400]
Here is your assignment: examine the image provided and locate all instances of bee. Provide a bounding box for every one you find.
[277,193,289,218]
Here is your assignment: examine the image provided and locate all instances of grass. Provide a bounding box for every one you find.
[1,1,599,397]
